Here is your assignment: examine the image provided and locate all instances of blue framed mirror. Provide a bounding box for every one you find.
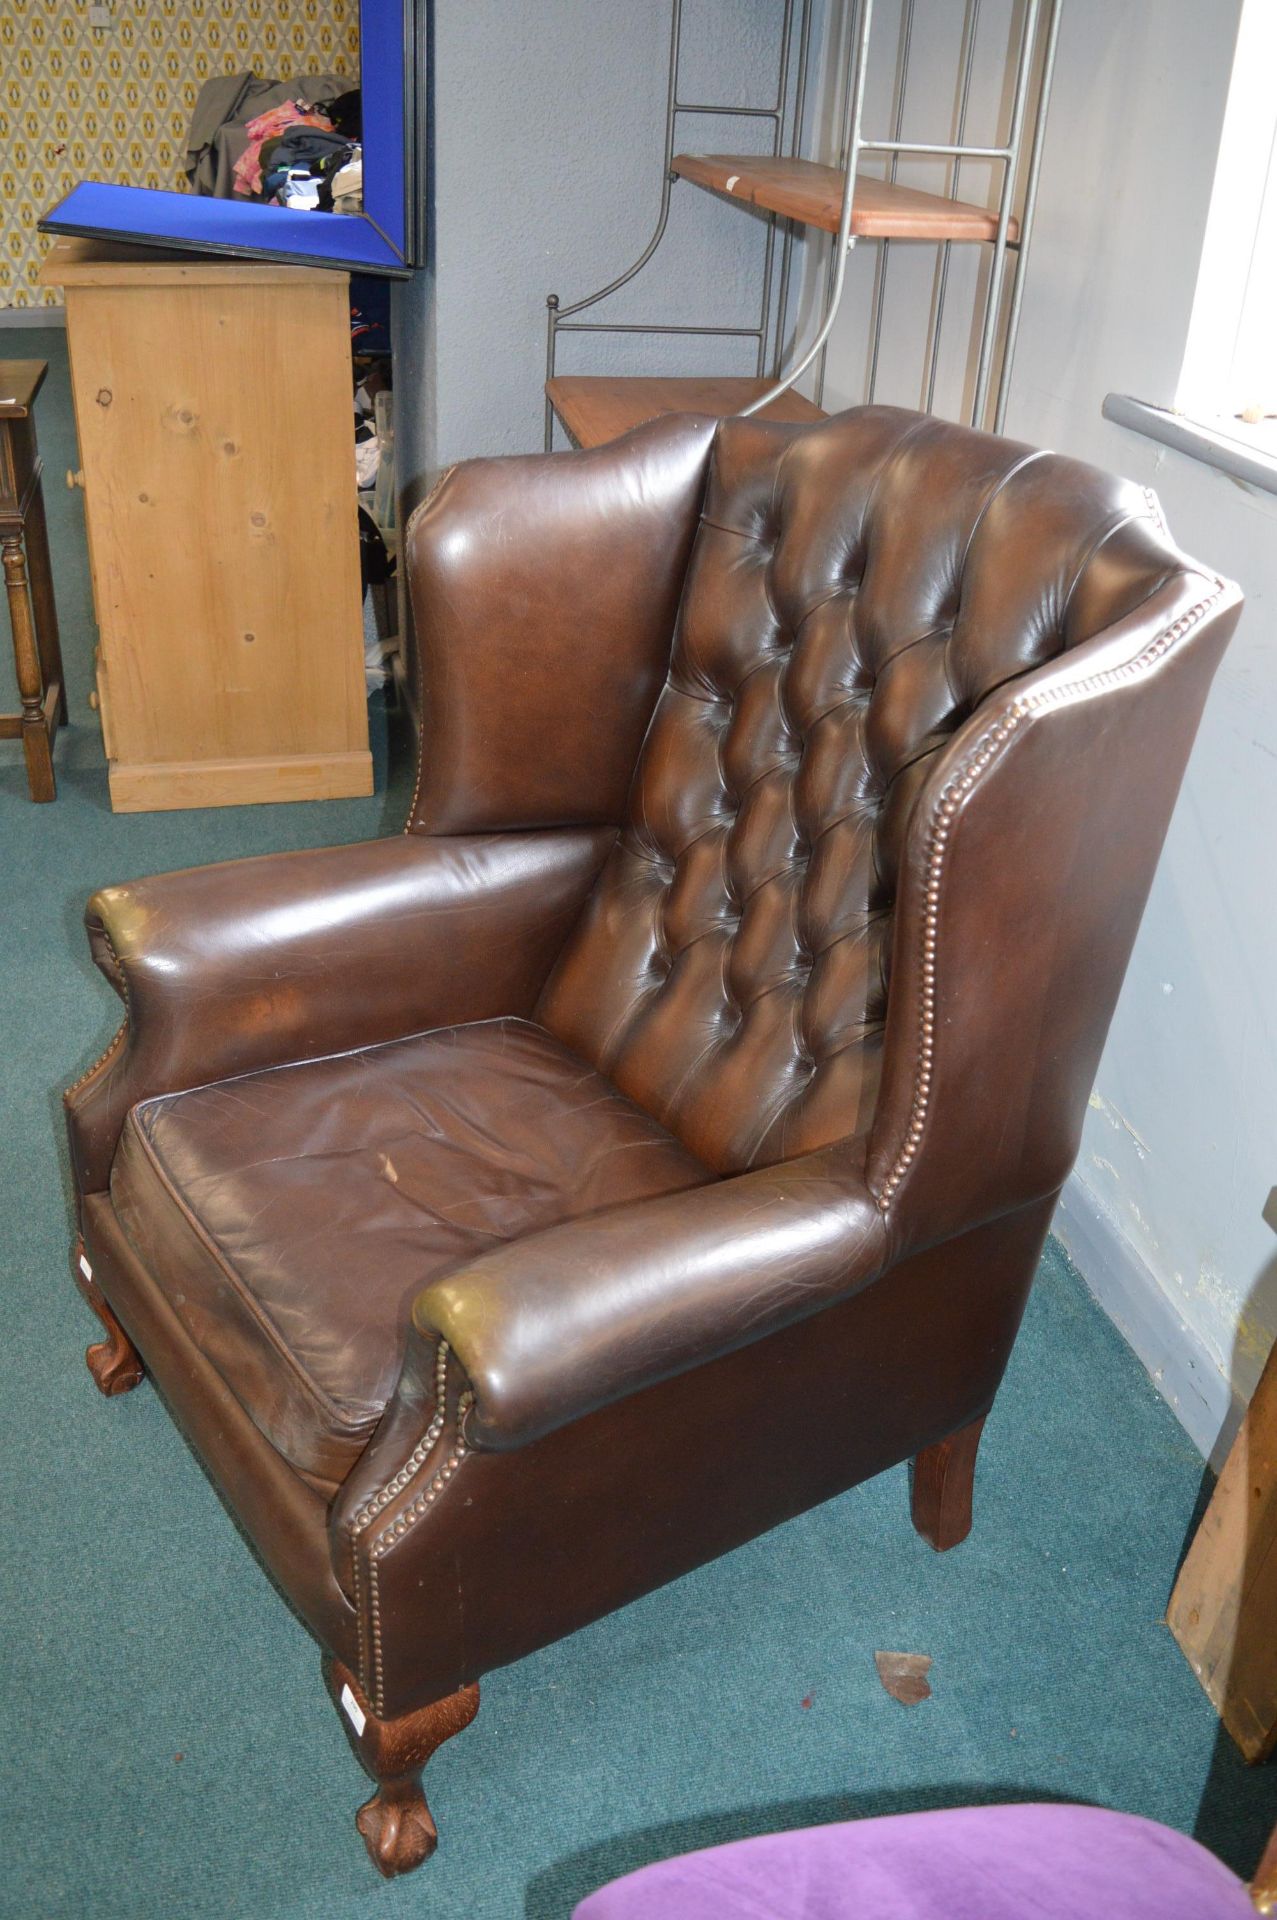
[40,0,421,278]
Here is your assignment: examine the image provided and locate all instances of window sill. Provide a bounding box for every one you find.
[1103,393,1277,496]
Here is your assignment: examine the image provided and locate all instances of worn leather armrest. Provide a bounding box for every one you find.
[410,1140,890,1451]
[66,827,614,1199]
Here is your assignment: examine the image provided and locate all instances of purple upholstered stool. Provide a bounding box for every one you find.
[573,1804,1257,1920]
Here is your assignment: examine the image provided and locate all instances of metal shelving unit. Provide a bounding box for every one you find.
[544,0,1062,450]
[544,0,815,450]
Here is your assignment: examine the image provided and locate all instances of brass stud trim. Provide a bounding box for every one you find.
[348,1340,451,1533]
[64,1020,127,1098]
[346,1342,468,1712]
[873,581,1227,1213]
[66,927,132,1099]
[402,465,460,835]
[365,1413,472,1716]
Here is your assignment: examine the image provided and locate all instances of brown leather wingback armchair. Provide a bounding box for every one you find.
[63,407,1240,1877]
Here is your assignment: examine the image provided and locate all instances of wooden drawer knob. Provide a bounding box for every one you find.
[87,688,100,711]
[67,468,85,490]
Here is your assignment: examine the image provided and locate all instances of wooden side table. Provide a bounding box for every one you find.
[40,238,371,813]
[1,360,66,802]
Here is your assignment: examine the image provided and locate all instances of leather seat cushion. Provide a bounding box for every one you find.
[110,1018,712,1484]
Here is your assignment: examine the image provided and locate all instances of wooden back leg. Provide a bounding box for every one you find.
[911,1413,987,1552]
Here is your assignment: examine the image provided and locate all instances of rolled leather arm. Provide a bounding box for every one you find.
[66,826,613,1199]
[412,1139,890,1451]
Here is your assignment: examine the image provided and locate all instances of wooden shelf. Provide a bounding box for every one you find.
[672,154,1019,245]
[546,375,827,449]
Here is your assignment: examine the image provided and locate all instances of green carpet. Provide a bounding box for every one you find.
[2,331,1273,1918]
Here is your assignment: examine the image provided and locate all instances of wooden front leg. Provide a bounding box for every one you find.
[323,1658,479,1878]
[71,1238,144,1397]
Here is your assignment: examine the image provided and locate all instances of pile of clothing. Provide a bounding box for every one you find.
[186,73,362,214]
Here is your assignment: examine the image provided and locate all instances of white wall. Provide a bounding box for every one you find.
[816,0,1277,1461]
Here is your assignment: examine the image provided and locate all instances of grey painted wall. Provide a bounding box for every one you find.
[1008,0,1277,1464]
[397,0,802,499]
[813,0,1277,1461]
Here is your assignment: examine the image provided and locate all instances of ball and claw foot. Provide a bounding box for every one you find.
[86,1320,145,1397]
[355,1776,439,1878]
[71,1240,144,1397]
[323,1657,480,1878]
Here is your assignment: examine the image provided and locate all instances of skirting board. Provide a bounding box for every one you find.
[0,307,66,327]
[1052,1177,1244,1471]
[107,749,373,812]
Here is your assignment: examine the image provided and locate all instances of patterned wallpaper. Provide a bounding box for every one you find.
[0,0,359,307]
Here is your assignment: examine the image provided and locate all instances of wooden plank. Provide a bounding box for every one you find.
[1168,1336,1277,1761]
[107,749,373,812]
[40,235,343,288]
[93,646,117,762]
[547,375,827,449]
[673,154,1019,244]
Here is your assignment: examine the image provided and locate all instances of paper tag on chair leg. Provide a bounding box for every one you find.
[78,1253,93,1282]
[340,1683,367,1736]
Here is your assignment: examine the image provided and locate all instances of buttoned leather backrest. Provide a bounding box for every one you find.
[539,406,1190,1174]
